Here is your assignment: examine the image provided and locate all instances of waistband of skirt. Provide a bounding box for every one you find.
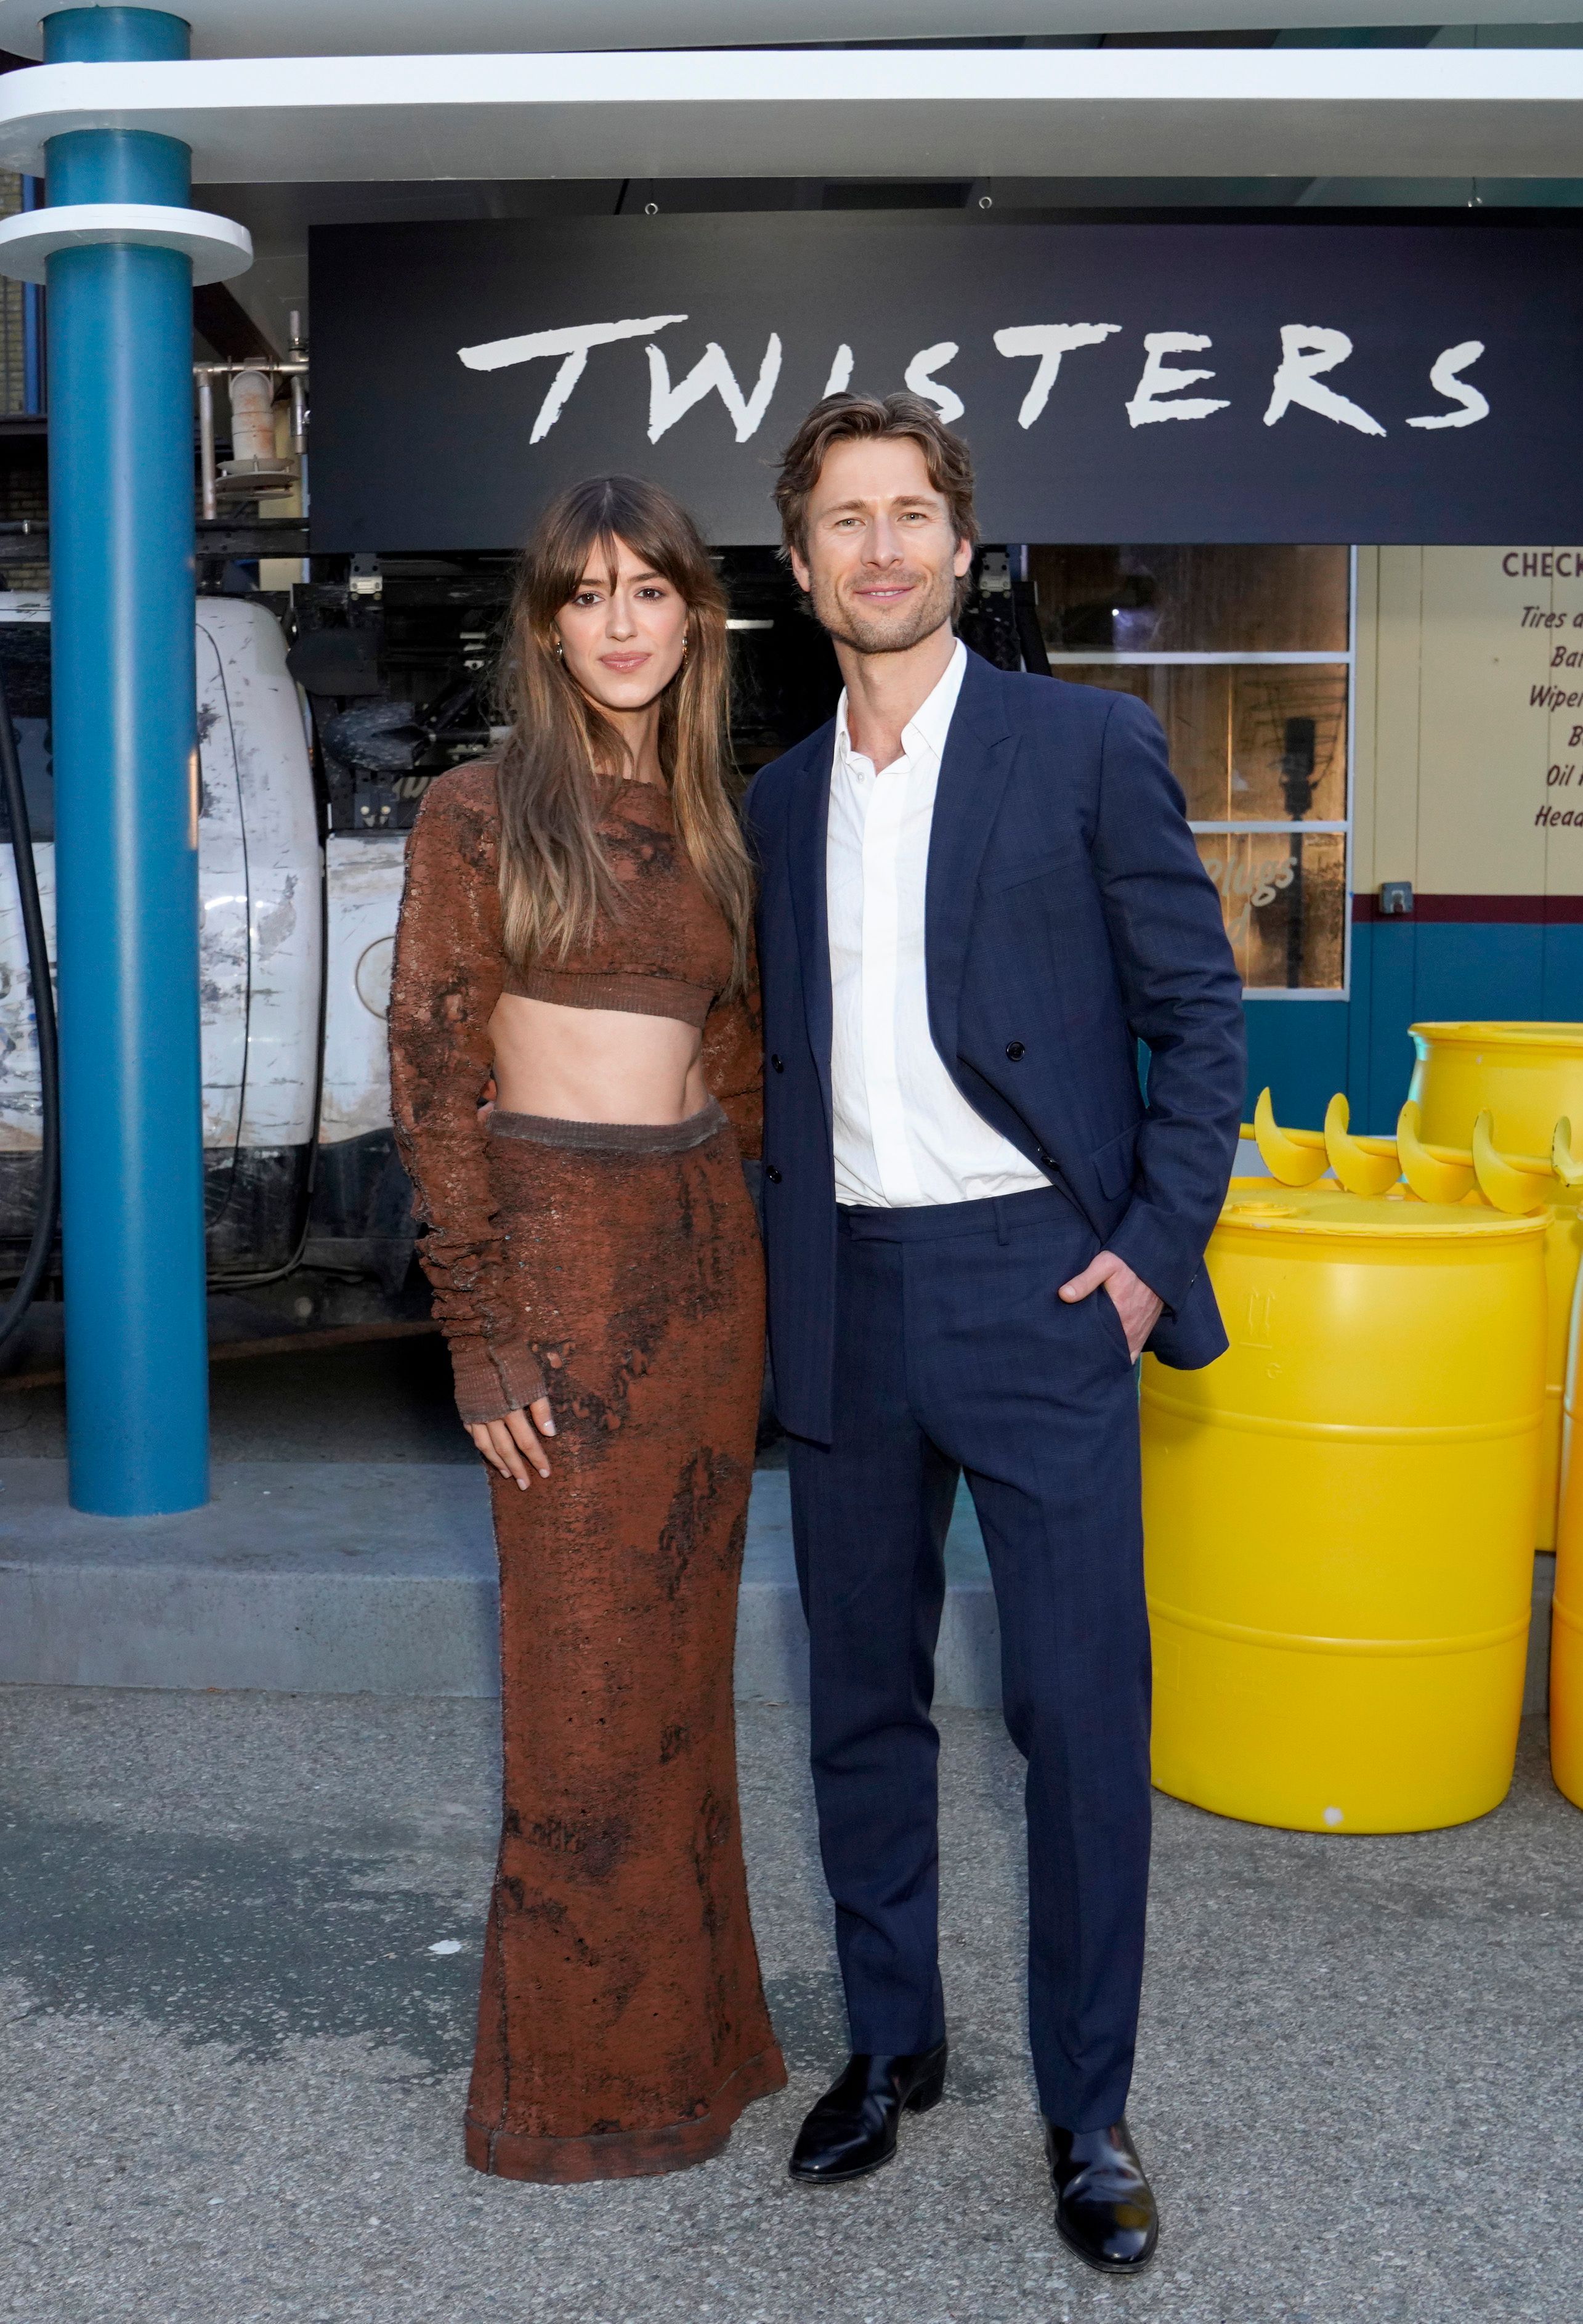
[487,1097,727,1155]
[837,1182,1076,1242]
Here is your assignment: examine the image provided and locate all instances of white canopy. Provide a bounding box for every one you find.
[1,46,1582,183]
[0,1,1577,62]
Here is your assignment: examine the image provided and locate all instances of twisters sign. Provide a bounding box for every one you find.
[310,213,1583,551]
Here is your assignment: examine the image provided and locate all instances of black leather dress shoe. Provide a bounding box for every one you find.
[1043,2116,1159,2273]
[788,2042,949,2183]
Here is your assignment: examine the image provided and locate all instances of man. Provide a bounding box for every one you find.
[744,394,1244,2274]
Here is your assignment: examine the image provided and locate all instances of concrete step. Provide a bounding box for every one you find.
[0,1460,1000,1705]
[0,1457,1554,1715]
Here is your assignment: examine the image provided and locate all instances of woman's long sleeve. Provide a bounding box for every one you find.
[701,932,763,1160]
[389,769,546,1424]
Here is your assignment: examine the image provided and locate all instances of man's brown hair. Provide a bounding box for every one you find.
[773,391,980,616]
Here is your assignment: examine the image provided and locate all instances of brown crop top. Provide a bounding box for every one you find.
[503,967,715,1030]
[387,762,761,1425]
[498,772,731,1030]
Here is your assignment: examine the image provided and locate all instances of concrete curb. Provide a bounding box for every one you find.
[0,1460,1000,1705]
[0,1458,1552,1715]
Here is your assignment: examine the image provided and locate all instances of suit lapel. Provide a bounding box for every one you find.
[925,652,1017,1070]
[782,718,836,1128]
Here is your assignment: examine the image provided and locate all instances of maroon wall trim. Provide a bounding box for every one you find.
[1351,894,1583,925]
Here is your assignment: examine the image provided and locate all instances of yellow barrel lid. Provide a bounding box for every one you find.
[1218,1184,1547,1243]
[1410,1019,1583,1053]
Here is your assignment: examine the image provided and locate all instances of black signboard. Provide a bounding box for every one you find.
[309,213,1583,550]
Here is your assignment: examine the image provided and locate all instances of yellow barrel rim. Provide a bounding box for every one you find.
[1217,1190,1548,1245]
[1410,1020,1583,1055]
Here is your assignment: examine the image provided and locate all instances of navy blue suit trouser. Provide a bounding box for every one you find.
[785,1184,1152,2132]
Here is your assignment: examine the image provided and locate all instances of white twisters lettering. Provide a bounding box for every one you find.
[994,323,1122,429]
[456,315,687,443]
[1263,325,1387,437]
[455,314,1491,445]
[822,342,856,397]
[1126,333,1231,429]
[1406,340,1489,431]
[902,340,965,423]
[646,332,783,444]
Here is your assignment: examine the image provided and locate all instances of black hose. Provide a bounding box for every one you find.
[1008,554,1053,679]
[0,658,59,1348]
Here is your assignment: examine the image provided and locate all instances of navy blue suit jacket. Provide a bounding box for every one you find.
[743,646,1247,1447]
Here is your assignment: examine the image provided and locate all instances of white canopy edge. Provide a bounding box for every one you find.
[0,1,1579,62]
[3,48,1583,184]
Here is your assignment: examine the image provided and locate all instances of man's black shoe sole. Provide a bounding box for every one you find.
[1055,2212,1158,2274]
[788,2144,897,2187]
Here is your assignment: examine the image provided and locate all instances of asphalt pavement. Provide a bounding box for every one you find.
[2,1681,1580,2324]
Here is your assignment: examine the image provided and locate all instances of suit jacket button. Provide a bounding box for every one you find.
[766,1164,782,1183]
[1037,1148,1053,1168]
[771,1054,785,1073]
[1005,1041,1025,1061]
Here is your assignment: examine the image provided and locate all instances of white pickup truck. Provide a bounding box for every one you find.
[0,590,416,1297]
[0,546,878,1331]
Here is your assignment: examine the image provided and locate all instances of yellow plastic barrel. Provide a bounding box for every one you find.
[1409,1020,1583,1549]
[1550,1272,1583,1807]
[1408,1020,1583,1152]
[1142,1186,1547,1833]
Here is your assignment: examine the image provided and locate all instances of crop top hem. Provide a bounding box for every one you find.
[500,967,715,1031]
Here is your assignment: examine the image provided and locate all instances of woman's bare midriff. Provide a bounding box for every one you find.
[488,991,710,1124]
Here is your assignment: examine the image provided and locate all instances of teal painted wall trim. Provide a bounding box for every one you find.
[1244,919,1583,1137]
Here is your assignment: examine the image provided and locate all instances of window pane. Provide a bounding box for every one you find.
[1027,544,1349,654]
[1056,664,1228,818]
[1230,665,1348,824]
[1056,662,1347,823]
[1196,831,1346,990]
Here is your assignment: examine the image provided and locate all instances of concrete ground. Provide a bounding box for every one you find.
[2,1684,1580,2324]
[4,1296,1578,2319]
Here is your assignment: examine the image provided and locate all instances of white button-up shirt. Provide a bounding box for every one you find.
[827,640,1050,1209]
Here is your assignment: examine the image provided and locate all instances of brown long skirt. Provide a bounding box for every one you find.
[464,1100,785,2184]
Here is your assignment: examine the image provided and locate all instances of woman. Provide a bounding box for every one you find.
[389,476,785,2184]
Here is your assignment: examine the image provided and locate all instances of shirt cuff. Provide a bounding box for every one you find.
[448,1339,547,1425]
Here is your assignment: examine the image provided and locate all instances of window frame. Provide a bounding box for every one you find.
[1044,547,1356,1001]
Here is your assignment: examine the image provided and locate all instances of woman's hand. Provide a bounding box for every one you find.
[466,1398,556,1487]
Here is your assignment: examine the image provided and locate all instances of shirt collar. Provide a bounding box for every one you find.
[835,637,968,775]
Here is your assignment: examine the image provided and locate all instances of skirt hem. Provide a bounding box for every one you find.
[463,2043,788,2184]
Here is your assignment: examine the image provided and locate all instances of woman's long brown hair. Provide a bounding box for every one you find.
[493,475,752,995]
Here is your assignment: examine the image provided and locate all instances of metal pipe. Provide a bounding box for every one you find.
[286,309,307,463]
[44,3,209,1516]
[196,367,216,519]
[192,361,307,377]
[227,364,275,463]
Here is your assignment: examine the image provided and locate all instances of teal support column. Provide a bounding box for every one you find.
[45,7,208,1513]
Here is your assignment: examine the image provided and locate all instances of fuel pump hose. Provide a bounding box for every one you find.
[0,659,59,1349]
